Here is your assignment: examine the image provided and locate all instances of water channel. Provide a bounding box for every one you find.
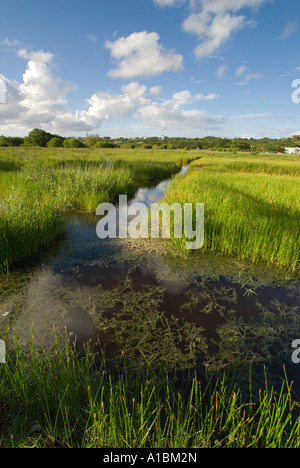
[0,165,299,394]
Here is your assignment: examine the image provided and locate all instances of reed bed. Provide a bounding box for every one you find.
[163,153,300,271]
[0,334,299,448]
[0,148,195,273]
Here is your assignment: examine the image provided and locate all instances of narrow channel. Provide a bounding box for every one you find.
[0,163,299,395]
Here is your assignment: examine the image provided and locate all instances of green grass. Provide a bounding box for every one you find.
[163,152,300,271]
[0,147,199,273]
[1,334,300,448]
[1,148,299,272]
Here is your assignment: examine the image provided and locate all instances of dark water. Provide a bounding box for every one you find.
[0,166,299,395]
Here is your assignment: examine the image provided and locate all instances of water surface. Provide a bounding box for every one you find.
[0,166,299,394]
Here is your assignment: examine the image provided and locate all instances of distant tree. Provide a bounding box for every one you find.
[85,134,101,147]
[251,147,259,155]
[47,137,64,148]
[0,136,9,147]
[24,128,52,147]
[63,138,85,148]
[7,137,24,147]
[95,141,118,148]
[267,144,286,154]
[231,139,251,152]
[292,135,300,147]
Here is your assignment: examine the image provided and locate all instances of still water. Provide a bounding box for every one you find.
[0,166,299,393]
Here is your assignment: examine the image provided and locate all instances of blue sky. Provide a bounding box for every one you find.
[0,0,299,138]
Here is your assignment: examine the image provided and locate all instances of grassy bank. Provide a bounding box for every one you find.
[0,335,300,448]
[163,152,300,271]
[0,148,199,273]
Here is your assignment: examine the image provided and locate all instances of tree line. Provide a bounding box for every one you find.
[1,128,300,153]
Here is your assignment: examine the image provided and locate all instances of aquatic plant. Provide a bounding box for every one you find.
[1,333,300,448]
[163,153,300,271]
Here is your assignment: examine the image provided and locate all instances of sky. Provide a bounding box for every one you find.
[0,0,299,139]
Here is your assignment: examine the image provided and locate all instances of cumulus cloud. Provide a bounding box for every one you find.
[0,47,88,134]
[0,43,222,135]
[155,0,268,58]
[17,48,54,64]
[183,11,247,58]
[105,31,184,78]
[149,86,163,96]
[136,90,223,132]
[0,74,26,125]
[78,82,149,128]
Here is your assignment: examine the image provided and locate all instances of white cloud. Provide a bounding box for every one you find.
[230,113,270,120]
[184,11,246,58]
[149,86,163,96]
[0,43,222,136]
[136,90,223,132]
[172,90,219,103]
[18,61,78,129]
[105,31,184,78]
[154,0,186,6]
[245,72,264,80]
[0,74,25,124]
[199,0,267,14]
[156,0,268,58]
[278,21,298,40]
[86,33,98,43]
[235,65,247,76]
[77,82,149,128]
[216,64,227,78]
[0,75,6,104]
[0,51,87,134]
[196,93,220,100]
[1,37,23,48]
[17,48,54,64]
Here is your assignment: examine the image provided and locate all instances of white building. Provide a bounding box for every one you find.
[285,147,300,154]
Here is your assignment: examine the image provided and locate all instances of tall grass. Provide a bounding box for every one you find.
[163,153,300,271]
[0,147,196,272]
[0,334,300,448]
[0,164,136,273]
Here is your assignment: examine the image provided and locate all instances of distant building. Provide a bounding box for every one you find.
[285,147,300,154]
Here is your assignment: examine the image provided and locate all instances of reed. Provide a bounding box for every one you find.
[0,147,196,272]
[0,164,136,272]
[163,153,300,271]
[0,334,299,448]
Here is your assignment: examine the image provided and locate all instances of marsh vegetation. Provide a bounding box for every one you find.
[0,147,299,448]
